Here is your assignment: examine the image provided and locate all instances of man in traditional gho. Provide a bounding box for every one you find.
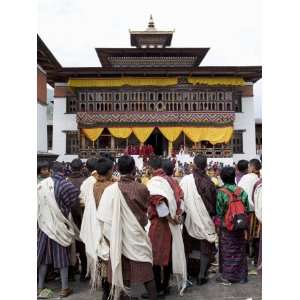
[252,177,262,273]
[37,162,80,298]
[180,155,217,286]
[235,160,249,184]
[147,156,187,297]
[97,155,157,300]
[67,158,87,282]
[238,159,262,261]
[80,158,98,207]
[80,157,114,300]
[216,167,250,284]
[37,160,51,184]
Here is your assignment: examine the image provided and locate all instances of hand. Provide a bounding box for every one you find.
[166,215,177,225]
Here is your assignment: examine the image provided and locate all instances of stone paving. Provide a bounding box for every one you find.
[44,269,261,300]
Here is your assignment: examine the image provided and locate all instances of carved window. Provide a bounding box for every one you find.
[150,93,154,101]
[66,96,77,113]
[225,92,232,101]
[116,103,120,111]
[208,103,211,110]
[80,93,86,101]
[150,103,155,111]
[219,103,223,111]
[166,103,169,110]
[185,103,189,111]
[88,93,94,101]
[96,103,100,111]
[200,103,203,110]
[66,131,79,155]
[116,94,119,101]
[227,103,231,111]
[212,103,215,110]
[143,103,146,111]
[80,103,86,111]
[158,93,162,101]
[89,103,94,112]
[232,130,244,154]
[234,94,242,112]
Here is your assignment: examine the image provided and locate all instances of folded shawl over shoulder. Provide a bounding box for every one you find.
[97,182,153,299]
[37,177,80,247]
[80,176,109,289]
[147,176,187,292]
[180,174,217,243]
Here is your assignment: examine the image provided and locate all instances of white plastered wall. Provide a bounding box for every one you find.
[52,93,78,162]
[37,102,48,152]
[233,95,256,163]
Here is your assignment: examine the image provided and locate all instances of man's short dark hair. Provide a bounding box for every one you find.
[162,159,174,176]
[237,160,249,172]
[100,152,115,163]
[70,158,83,172]
[86,158,98,173]
[118,155,135,175]
[95,157,114,176]
[249,159,262,171]
[37,160,50,175]
[220,167,236,185]
[51,161,65,174]
[149,156,162,170]
[194,155,207,171]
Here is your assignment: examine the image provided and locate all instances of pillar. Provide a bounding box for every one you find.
[111,136,115,150]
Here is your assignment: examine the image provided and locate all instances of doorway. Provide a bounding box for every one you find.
[146,128,168,156]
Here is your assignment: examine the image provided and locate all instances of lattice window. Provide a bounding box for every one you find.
[234,94,242,112]
[232,130,244,154]
[66,96,77,113]
[66,131,79,155]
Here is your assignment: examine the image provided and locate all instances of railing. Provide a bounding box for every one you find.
[79,148,125,159]
[187,147,233,158]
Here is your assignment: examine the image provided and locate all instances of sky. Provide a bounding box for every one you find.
[38,0,262,120]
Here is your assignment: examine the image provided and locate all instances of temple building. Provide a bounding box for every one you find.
[37,16,262,163]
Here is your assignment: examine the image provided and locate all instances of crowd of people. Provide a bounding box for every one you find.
[37,154,262,299]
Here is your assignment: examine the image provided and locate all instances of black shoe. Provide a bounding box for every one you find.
[197,277,209,286]
[216,276,231,285]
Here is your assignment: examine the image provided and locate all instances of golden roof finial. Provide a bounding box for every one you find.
[147,14,156,30]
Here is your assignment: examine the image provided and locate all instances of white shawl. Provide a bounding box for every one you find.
[147,176,187,293]
[238,173,259,211]
[37,177,80,247]
[80,175,97,206]
[253,181,262,223]
[79,179,109,289]
[97,182,152,299]
[180,174,217,243]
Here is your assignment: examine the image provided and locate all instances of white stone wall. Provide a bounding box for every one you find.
[37,102,48,152]
[52,96,78,162]
[233,95,257,162]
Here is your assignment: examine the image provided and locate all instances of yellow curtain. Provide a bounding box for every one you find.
[132,127,154,143]
[188,77,245,86]
[82,128,103,142]
[183,127,233,144]
[159,127,183,142]
[68,77,178,88]
[108,127,132,139]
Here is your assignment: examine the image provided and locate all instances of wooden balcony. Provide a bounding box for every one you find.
[188,147,233,158]
[79,148,125,159]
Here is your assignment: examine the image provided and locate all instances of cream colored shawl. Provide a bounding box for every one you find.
[147,176,187,294]
[80,179,109,289]
[97,182,152,299]
[180,174,217,243]
[37,177,80,247]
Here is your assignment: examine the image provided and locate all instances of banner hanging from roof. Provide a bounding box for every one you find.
[183,127,233,144]
[81,128,103,142]
[68,76,245,88]
[108,127,132,139]
[82,126,233,144]
[132,127,155,143]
